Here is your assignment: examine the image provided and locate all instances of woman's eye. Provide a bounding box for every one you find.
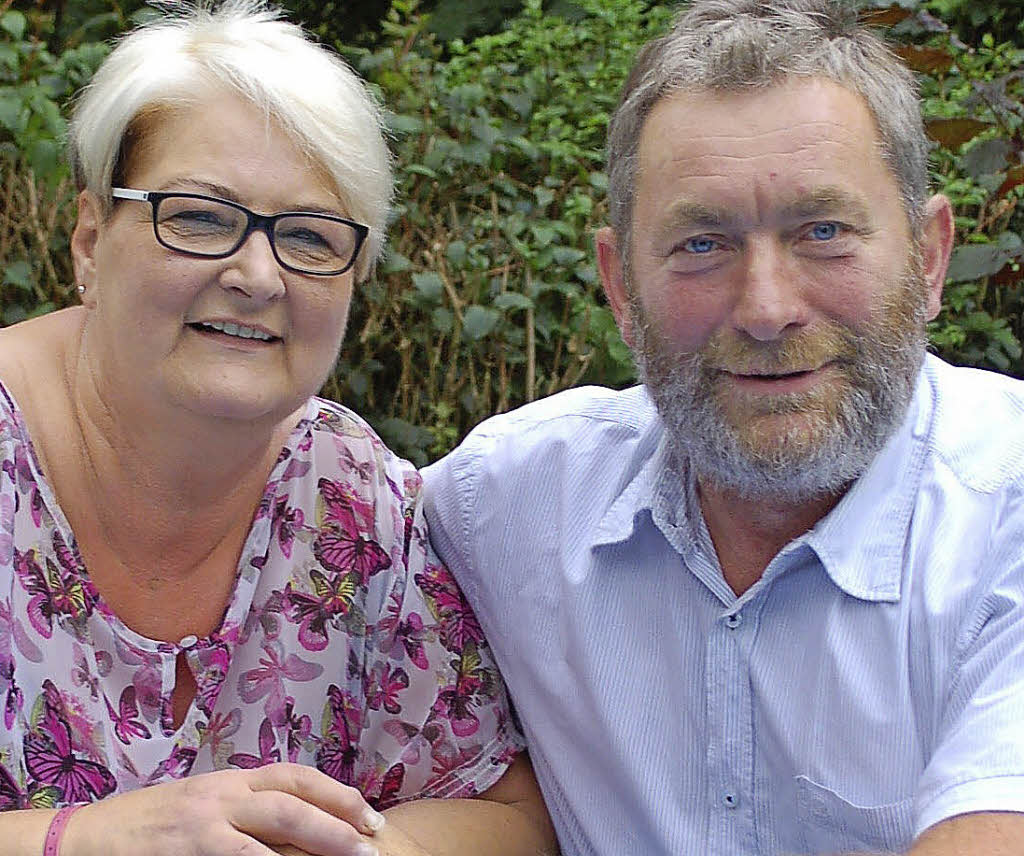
[809,222,839,241]
[682,235,718,254]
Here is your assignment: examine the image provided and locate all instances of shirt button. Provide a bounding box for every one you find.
[722,792,739,809]
[178,634,199,649]
[725,613,742,629]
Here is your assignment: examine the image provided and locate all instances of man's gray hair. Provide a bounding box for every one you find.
[606,0,929,253]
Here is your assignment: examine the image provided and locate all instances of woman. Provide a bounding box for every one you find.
[0,3,556,855]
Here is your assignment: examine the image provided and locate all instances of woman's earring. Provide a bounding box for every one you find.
[76,285,86,295]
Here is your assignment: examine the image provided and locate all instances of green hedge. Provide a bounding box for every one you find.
[2,0,1022,463]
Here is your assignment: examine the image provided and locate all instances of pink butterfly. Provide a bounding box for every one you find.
[315,685,360,786]
[364,661,409,715]
[228,717,281,769]
[105,686,151,745]
[414,563,484,652]
[238,640,323,724]
[271,497,305,559]
[24,682,116,803]
[375,762,405,809]
[280,697,312,763]
[145,745,197,785]
[337,441,376,483]
[432,649,494,739]
[283,570,357,652]
[376,592,432,671]
[0,761,60,811]
[314,479,391,584]
[382,719,433,766]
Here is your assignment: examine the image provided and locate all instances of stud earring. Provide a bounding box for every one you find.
[76,284,86,294]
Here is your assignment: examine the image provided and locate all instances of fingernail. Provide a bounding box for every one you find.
[361,808,386,833]
[355,844,379,856]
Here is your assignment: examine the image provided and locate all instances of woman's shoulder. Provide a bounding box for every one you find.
[299,396,422,500]
[0,308,81,413]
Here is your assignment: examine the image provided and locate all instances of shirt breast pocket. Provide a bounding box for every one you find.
[795,775,915,854]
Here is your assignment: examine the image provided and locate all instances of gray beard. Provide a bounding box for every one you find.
[629,263,930,504]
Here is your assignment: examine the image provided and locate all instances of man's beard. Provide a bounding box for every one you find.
[629,252,930,503]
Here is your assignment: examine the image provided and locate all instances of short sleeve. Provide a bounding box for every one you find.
[915,510,1024,834]
[357,460,524,808]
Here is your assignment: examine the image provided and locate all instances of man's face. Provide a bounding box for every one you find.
[598,78,947,501]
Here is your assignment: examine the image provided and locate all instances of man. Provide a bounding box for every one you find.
[423,0,1024,854]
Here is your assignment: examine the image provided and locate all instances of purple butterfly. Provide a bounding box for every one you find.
[315,685,360,786]
[24,684,116,803]
[283,570,357,652]
[414,562,484,652]
[105,686,151,745]
[228,717,280,769]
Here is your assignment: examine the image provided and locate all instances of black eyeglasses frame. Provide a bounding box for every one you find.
[110,187,369,277]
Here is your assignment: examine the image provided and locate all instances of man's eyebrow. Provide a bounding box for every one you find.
[781,187,873,224]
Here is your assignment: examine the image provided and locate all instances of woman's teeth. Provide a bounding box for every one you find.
[195,321,274,341]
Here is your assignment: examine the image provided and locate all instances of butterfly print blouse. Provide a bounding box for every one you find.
[0,384,523,810]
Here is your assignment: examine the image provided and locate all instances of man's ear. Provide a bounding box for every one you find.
[70,190,103,308]
[595,226,635,348]
[919,194,954,321]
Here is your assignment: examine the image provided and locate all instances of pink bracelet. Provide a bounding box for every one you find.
[43,804,85,856]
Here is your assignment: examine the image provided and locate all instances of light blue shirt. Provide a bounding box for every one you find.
[423,355,1024,856]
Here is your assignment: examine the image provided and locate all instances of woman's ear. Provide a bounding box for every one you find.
[70,190,103,308]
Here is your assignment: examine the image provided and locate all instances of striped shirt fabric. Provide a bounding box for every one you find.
[423,354,1024,856]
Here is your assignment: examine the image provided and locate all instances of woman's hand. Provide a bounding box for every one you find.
[65,763,385,856]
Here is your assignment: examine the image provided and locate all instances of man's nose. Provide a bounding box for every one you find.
[730,236,810,341]
[219,228,286,302]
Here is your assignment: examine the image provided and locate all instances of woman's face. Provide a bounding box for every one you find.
[72,92,356,426]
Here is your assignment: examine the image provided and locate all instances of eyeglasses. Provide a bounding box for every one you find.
[111,188,369,276]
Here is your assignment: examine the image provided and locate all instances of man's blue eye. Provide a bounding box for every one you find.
[683,236,717,254]
[810,222,839,241]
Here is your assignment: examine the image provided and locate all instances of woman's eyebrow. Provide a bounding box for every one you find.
[152,178,343,216]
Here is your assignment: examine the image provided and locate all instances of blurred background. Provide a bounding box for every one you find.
[2,0,1022,463]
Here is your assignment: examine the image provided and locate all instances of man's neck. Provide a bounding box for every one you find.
[697,478,847,596]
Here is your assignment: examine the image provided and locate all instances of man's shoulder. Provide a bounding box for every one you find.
[448,384,657,459]
[926,356,1024,493]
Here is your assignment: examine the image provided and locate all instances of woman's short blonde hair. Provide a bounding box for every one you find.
[68,0,392,281]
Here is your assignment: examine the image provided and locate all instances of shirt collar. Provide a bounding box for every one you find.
[803,363,935,602]
[591,363,937,603]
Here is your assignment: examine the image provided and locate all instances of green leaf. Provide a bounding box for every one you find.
[3,260,32,290]
[552,246,586,265]
[411,271,445,300]
[462,305,500,340]
[0,96,25,135]
[445,240,467,268]
[431,306,454,334]
[946,243,1014,282]
[0,11,26,41]
[380,251,412,274]
[961,138,1013,179]
[493,292,533,311]
[404,163,439,180]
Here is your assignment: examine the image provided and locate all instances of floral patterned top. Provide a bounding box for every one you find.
[0,383,523,810]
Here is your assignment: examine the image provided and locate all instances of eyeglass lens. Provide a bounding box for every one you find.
[155,196,359,274]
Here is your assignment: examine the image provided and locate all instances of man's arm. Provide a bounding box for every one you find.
[906,811,1024,855]
[277,753,558,856]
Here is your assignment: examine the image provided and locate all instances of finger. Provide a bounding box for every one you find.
[245,763,385,835]
[236,789,381,856]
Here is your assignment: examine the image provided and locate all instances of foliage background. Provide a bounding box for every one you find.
[2,0,1023,463]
